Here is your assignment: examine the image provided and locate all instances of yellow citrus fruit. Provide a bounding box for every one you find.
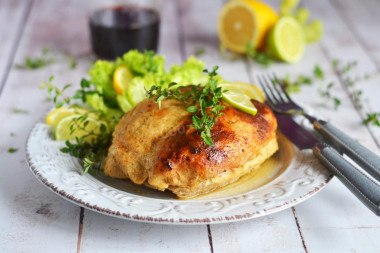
[113,65,134,95]
[267,16,305,63]
[218,0,278,53]
[219,82,265,115]
[46,107,94,126]
[225,81,265,103]
[54,115,108,142]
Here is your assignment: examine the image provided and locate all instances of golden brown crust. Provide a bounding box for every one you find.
[104,98,278,198]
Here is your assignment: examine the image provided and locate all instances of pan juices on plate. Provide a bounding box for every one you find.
[104,83,278,199]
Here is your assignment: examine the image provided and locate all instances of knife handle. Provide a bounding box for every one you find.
[313,120,380,182]
[313,143,380,216]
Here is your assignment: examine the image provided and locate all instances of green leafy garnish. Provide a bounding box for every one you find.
[281,74,312,93]
[15,47,56,69]
[318,82,341,110]
[194,47,206,56]
[245,42,273,67]
[314,64,324,80]
[363,113,380,127]
[11,108,29,114]
[8,148,18,153]
[67,56,77,69]
[40,76,72,108]
[332,60,363,109]
[60,114,112,174]
[147,66,225,146]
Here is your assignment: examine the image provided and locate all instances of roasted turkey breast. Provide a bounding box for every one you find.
[104,98,278,198]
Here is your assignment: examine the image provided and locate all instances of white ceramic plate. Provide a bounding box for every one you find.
[26,122,332,224]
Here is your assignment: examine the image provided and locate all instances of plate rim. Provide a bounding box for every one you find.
[26,122,333,225]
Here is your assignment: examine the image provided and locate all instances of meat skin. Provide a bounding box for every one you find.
[104,98,278,198]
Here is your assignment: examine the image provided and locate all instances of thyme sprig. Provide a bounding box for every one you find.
[363,113,380,127]
[147,66,226,145]
[15,47,56,70]
[40,76,112,173]
[318,82,341,110]
[60,114,111,174]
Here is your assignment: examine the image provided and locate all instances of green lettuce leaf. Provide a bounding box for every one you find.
[85,93,123,128]
[88,60,118,108]
[116,50,165,77]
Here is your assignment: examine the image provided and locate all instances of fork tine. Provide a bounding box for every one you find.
[266,73,289,103]
[271,73,293,103]
[257,75,278,109]
[261,74,284,103]
[257,75,278,104]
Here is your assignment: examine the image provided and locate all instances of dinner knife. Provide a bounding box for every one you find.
[276,114,380,216]
[303,114,380,183]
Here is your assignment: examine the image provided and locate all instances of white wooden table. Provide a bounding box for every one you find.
[1,0,380,252]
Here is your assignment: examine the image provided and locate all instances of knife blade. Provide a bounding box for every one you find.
[276,114,380,215]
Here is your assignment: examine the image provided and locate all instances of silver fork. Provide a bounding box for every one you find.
[257,73,380,182]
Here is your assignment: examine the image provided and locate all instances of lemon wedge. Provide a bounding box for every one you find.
[220,82,265,115]
[113,65,134,95]
[46,107,93,126]
[218,0,278,53]
[267,16,305,63]
[54,115,108,142]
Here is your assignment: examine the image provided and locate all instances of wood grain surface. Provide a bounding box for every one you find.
[0,0,379,252]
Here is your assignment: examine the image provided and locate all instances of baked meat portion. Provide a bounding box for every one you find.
[104,98,278,198]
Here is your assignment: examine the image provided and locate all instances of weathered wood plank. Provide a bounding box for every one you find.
[238,0,380,252]
[275,0,380,251]
[0,0,30,94]
[1,0,380,252]
[328,0,380,146]
[80,213,211,253]
[332,0,380,68]
[0,0,90,251]
[178,0,306,252]
[78,1,211,252]
[211,211,305,253]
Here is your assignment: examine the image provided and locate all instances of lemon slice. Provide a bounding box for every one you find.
[267,16,305,63]
[226,81,265,103]
[54,115,108,142]
[113,65,134,95]
[220,82,263,116]
[46,107,93,126]
[304,20,323,43]
[218,0,278,53]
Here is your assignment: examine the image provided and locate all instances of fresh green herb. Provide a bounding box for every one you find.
[342,61,358,74]
[67,56,77,69]
[245,42,273,67]
[40,76,112,174]
[39,76,72,108]
[352,90,363,109]
[219,44,242,60]
[8,148,18,153]
[318,82,341,110]
[314,64,324,80]
[83,154,96,174]
[10,132,15,137]
[363,113,380,127]
[72,78,98,103]
[147,66,225,146]
[60,115,111,174]
[332,59,339,68]
[332,60,363,109]
[194,47,206,56]
[15,47,56,69]
[11,108,29,114]
[281,74,312,94]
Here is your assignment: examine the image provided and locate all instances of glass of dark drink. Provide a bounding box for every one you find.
[86,0,161,59]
